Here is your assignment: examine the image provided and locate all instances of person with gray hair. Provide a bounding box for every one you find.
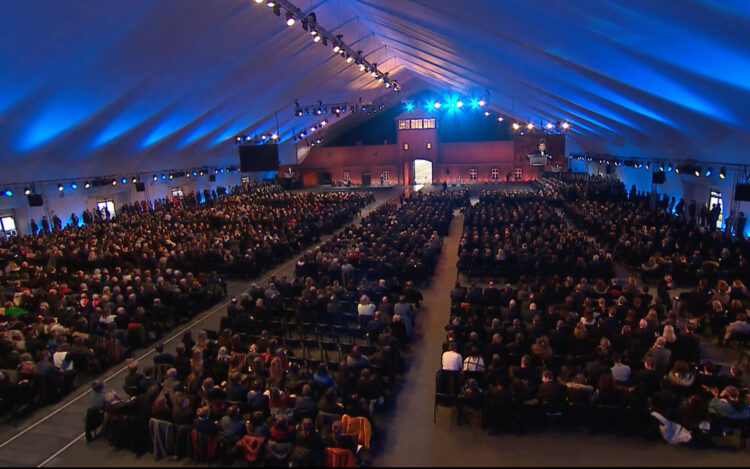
[645,335,671,376]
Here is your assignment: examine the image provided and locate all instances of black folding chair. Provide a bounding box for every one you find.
[434,369,461,423]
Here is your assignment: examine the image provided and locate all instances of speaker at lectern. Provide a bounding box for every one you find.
[527,154,549,166]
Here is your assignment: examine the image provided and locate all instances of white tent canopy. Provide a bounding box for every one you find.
[2,0,749,183]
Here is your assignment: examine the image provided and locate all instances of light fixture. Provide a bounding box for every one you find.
[271,133,279,140]
[132,177,137,183]
[57,184,63,191]
[266,1,275,6]
[377,75,384,83]
[527,123,534,130]
[667,164,673,172]
[705,167,712,177]
[3,189,11,197]
[484,111,490,117]
[24,187,31,195]
[285,11,295,26]
[186,172,191,178]
[719,167,726,179]
[455,100,463,108]
[645,162,650,170]
[433,101,441,109]
[561,122,569,129]
[71,183,78,190]
[497,117,504,122]
[169,173,174,179]
[358,63,366,71]
[153,175,158,181]
[112,179,117,186]
[320,119,327,126]
[333,34,342,53]
[121,177,127,184]
[478,100,486,107]
[512,122,520,130]
[345,54,353,63]
[546,122,554,130]
[84,181,91,189]
[313,34,321,43]
[694,168,701,177]
[674,165,680,174]
[254,0,264,3]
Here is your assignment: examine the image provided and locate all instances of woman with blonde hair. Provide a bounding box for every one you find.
[662,324,677,346]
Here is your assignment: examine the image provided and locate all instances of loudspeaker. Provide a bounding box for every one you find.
[652,172,666,184]
[209,174,216,182]
[135,182,145,192]
[735,184,750,202]
[27,194,44,207]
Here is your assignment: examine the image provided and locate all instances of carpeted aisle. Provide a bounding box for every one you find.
[372,208,464,466]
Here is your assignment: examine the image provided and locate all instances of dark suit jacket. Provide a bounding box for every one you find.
[538,381,564,405]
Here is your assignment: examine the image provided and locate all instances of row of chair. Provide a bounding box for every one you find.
[434,369,750,449]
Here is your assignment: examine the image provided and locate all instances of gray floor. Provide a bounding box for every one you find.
[2,185,749,467]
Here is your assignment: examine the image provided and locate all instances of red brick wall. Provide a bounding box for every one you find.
[438,141,514,163]
[301,144,399,168]
[296,136,564,186]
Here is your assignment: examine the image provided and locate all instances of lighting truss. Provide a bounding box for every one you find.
[255,0,401,92]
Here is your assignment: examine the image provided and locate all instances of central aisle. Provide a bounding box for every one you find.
[372,208,464,466]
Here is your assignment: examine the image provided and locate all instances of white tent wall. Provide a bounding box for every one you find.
[570,158,748,234]
[0,171,242,236]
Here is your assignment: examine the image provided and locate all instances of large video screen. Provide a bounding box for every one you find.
[238,144,279,172]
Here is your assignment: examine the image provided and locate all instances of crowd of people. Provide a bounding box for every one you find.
[443,174,750,447]
[457,187,613,282]
[0,182,374,418]
[87,188,464,465]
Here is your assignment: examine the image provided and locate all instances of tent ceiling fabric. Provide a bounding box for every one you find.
[1,0,749,182]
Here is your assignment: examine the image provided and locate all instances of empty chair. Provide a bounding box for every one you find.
[434,369,461,423]
[320,340,342,364]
